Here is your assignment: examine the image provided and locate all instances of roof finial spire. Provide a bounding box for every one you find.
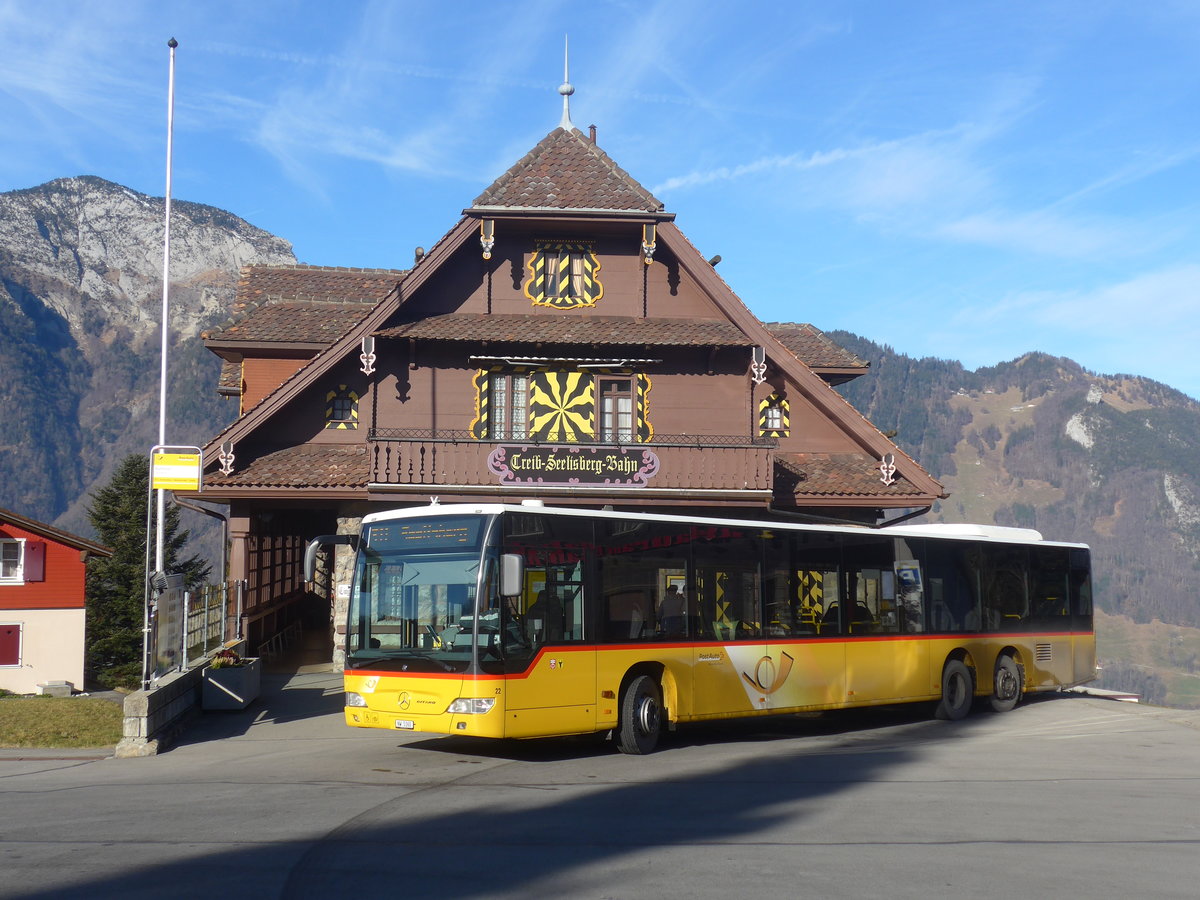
[558,34,576,130]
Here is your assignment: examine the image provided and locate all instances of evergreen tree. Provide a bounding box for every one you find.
[85,454,210,688]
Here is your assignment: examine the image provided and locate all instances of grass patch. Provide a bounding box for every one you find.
[0,695,124,748]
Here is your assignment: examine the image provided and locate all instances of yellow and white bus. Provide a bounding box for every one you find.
[307,501,1094,754]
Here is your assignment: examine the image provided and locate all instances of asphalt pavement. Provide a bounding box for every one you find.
[2,663,1200,899]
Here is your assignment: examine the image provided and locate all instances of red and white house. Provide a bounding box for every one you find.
[0,507,111,695]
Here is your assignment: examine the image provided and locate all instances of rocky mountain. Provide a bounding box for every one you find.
[0,177,295,533]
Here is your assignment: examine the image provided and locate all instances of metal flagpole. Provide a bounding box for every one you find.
[144,37,177,689]
[156,37,177,577]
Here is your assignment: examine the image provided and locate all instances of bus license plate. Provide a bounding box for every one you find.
[395,719,415,730]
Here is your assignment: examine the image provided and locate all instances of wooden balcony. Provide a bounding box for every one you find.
[368,430,775,495]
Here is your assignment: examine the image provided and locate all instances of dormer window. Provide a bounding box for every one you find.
[325,385,359,430]
[759,391,790,438]
[525,242,603,310]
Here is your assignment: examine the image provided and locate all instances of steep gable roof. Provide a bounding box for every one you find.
[200,217,479,457]
[0,506,111,557]
[207,301,379,346]
[471,127,667,214]
[654,221,945,500]
[199,131,943,505]
[203,265,406,345]
[766,323,868,371]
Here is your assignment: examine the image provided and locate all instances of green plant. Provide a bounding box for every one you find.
[208,648,245,669]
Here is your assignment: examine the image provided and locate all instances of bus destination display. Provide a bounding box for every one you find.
[367,517,482,552]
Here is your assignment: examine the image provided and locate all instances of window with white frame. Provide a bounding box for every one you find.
[0,540,22,583]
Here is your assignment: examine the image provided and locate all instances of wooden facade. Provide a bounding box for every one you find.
[0,506,111,693]
[194,121,945,663]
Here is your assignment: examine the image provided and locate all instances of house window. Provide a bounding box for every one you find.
[473,370,648,444]
[598,378,634,442]
[0,541,22,583]
[490,373,529,440]
[0,623,19,666]
[759,391,790,438]
[325,385,359,430]
[547,247,586,302]
[524,242,603,310]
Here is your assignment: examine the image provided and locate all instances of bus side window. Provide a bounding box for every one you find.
[691,527,761,641]
[598,520,689,642]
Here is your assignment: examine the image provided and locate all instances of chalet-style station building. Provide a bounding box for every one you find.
[197,96,945,665]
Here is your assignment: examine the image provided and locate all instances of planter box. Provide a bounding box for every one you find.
[201,658,261,710]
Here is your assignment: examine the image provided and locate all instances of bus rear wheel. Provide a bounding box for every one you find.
[935,659,973,721]
[618,674,662,754]
[989,655,1023,713]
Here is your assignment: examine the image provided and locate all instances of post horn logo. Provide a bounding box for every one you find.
[742,652,795,694]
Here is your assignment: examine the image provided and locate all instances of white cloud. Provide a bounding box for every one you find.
[250,0,563,192]
[936,210,1141,258]
[976,264,1200,332]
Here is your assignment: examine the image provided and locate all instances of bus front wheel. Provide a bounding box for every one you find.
[935,659,974,721]
[989,655,1023,713]
[618,674,662,754]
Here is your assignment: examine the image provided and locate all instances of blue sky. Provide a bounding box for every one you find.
[3,1,1199,399]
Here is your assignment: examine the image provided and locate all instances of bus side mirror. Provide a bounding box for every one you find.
[500,553,524,597]
[304,534,359,582]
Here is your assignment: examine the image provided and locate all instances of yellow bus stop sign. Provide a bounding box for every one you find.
[151,449,202,491]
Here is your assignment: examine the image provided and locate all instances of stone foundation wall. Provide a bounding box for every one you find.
[331,515,362,672]
[115,640,248,757]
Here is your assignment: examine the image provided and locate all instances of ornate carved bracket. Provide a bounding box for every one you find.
[879,452,897,486]
[360,335,376,376]
[750,346,767,385]
[480,218,495,260]
[641,223,657,265]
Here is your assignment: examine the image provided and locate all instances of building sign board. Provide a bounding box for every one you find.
[488,445,660,487]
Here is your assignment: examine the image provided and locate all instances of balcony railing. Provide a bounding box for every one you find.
[367,429,775,492]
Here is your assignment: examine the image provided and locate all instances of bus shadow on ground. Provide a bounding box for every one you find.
[21,724,926,899]
[386,698,1000,763]
[18,698,1087,899]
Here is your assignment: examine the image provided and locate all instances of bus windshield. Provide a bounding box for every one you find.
[346,514,492,673]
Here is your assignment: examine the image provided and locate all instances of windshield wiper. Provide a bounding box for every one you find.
[348,652,457,673]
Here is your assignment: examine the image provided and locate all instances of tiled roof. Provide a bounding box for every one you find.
[0,506,112,556]
[765,323,868,370]
[203,265,405,343]
[472,127,665,213]
[774,453,926,498]
[207,301,377,344]
[202,446,925,498]
[376,314,754,347]
[218,360,241,394]
[204,445,369,489]
[234,264,405,306]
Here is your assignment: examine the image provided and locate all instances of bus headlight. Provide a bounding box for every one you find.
[345,692,368,708]
[447,698,496,715]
